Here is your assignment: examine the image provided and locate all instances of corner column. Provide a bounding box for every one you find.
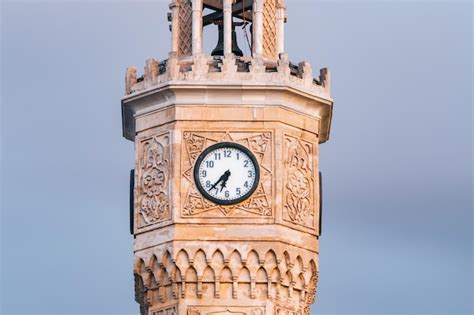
[252,0,264,56]
[223,0,233,55]
[276,1,286,55]
[192,0,203,55]
[170,0,180,54]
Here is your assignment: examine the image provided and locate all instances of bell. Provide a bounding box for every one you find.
[211,23,244,57]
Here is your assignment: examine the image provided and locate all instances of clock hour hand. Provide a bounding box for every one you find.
[220,170,231,192]
[209,170,231,192]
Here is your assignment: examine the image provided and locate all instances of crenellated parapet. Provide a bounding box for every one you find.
[124,53,331,100]
[134,244,319,315]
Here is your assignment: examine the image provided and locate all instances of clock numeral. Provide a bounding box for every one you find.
[225,191,230,198]
[205,180,211,188]
[236,153,240,160]
[244,181,249,188]
[206,161,215,168]
[248,171,253,178]
[201,170,207,177]
[244,160,249,167]
[236,188,241,195]
[224,150,231,158]
[214,153,221,160]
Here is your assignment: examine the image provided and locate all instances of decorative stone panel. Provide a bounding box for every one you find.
[282,135,317,230]
[181,131,273,218]
[187,306,265,315]
[134,245,318,313]
[178,0,193,57]
[136,132,172,228]
[263,0,277,59]
[151,305,178,315]
[275,307,301,315]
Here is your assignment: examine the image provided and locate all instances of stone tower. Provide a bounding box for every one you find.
[121,1,333,315]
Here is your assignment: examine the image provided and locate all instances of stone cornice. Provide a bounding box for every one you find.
[122,79,333,143]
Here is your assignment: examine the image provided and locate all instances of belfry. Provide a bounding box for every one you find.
[121,1,334,314]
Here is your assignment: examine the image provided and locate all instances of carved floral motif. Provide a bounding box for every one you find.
[283,135,316,229]
[138,134,171,226]
[181,131,273,218]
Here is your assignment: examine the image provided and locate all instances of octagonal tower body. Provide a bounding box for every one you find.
[122,1,333,315]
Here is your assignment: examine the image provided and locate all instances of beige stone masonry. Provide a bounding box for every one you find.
[123,1,333,315]
[127,102,325,314]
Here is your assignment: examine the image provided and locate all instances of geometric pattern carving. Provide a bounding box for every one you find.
[275,307,302,315]
[282,135,316,230]
[263,0,277,59]
[178,0,192,57]
[137,133,171,227]
[151,306,178,315]
[134,246,319,313]
[181,131,273,218]
[187,306,264,315]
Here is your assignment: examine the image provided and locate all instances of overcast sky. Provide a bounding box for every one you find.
[1,0,472,314]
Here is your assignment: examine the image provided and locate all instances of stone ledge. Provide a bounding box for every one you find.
[122,85,333,143]
[133,224,319,254]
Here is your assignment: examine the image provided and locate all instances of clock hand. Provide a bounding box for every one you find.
[209,179,221,191]
[220,170,231,192]
[209,170,231,192]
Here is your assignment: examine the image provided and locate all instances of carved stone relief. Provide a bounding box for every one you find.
[263,0,277,59]
[275,307,302,315]
[302,273,319,315]
[134,246,318,312]
[282,135,316,230]
[187,306,264,315]
[137,133,171,227]
[151,305,178,315]
[178,0,193,57]
[181,131,273,218]
[135,273,149,315]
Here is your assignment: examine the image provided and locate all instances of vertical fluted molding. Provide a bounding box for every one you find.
[192,0,203,55]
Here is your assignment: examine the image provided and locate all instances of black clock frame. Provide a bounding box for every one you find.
[193,142,260,206]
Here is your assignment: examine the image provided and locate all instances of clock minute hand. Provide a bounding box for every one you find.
[209,179,222,192]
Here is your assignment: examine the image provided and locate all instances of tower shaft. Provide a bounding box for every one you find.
[122,1,333,314]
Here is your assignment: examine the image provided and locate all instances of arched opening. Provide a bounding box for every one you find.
[201,0,254,56]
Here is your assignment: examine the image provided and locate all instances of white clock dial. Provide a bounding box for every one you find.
[194,143,260,205]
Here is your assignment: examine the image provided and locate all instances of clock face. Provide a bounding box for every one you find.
[194,142,260,205]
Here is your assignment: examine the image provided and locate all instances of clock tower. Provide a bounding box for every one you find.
[121,1,333,315]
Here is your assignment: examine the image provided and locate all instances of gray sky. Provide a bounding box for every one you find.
[1,0,472,314]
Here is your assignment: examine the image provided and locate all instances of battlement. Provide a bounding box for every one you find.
[124,53,331,100]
